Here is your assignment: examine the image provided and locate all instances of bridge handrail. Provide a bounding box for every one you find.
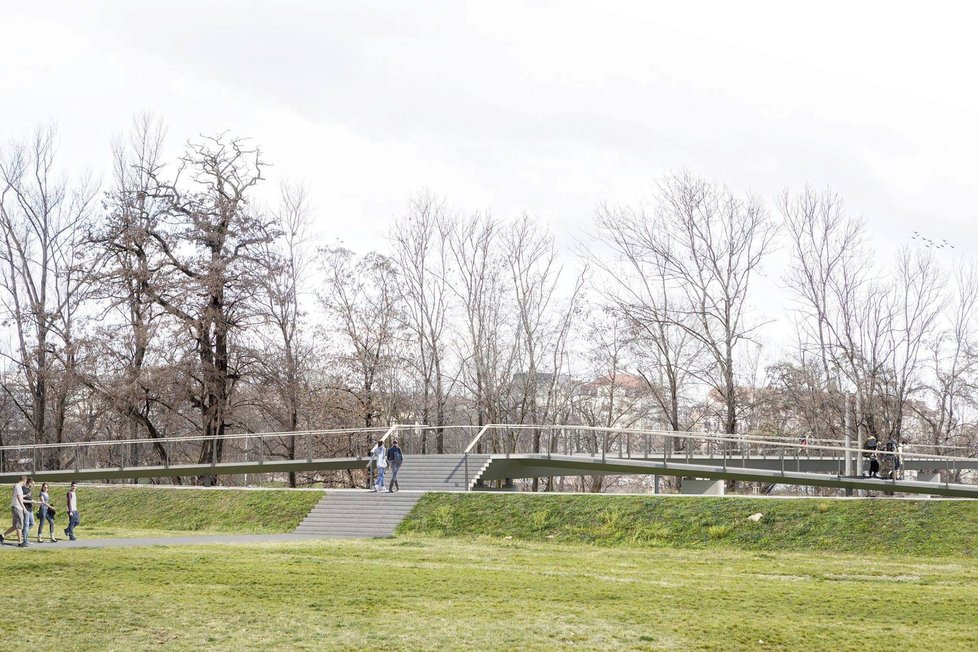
[1,422,973,466]
[0,426,392,452]
[463,424,978,464]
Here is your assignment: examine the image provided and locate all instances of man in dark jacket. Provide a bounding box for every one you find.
[386,440,404,492]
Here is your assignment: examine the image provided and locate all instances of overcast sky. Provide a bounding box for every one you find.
[2,1,976,290]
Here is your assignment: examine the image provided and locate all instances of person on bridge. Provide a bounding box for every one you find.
[65,482,80,541]
[864,435,879,478]
[369,441,388,492]
[387,439,403,492]
[1,475,28,547]
[37,482,57,543]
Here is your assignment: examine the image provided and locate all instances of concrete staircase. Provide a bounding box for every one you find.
[384,453,491,491]
[294,491,423,538]
[293,454,493,538]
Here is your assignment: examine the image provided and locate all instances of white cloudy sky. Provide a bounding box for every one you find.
[2,1,976,287]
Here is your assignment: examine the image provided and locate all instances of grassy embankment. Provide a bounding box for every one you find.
[31,485,322,538]
[399,493,978,557]
[2,537,976,650]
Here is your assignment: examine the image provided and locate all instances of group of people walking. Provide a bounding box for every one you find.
[368,439,404,492]
[863,436,904,479]
[2,476,80,548]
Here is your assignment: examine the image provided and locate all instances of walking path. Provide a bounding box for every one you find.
[0,534,319,549]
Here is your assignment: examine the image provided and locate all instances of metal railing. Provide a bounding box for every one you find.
[459,424,978,490]
[0,426,391,477]
[2,423,974,490]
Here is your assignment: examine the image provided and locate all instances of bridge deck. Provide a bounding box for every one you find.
[481,454,978,499]
[2,452,976,498]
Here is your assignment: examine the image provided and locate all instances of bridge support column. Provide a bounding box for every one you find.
[680,478,725,496]
[916,471,941,483]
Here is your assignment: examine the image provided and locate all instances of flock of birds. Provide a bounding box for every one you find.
[911,231,954,249]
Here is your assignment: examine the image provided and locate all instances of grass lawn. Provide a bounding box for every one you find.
[28,485,322,538]
[401,493,978,556]
[2,536,976,651]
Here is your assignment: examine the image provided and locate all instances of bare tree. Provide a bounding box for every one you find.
[141,135,274,484]
[915,261,978,466]
[391,191,454,452]
[446,213,516,428]
[596,172,775,438]
[84,115,173,468]
[318,246,403,428]
[251,181,314,485]
[783,188,946,449]
[593,203,704,434]
[0,125,98,457]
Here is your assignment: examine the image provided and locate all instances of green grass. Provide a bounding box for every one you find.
[2,537,976,650]
[399,494,978,556]
[34,485,322,537]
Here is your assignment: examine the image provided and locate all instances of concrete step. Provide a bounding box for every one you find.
[293,491,424,538]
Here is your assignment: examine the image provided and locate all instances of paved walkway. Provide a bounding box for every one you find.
[0,534,322,549]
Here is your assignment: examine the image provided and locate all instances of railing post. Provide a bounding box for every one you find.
[602,432,607,464]
[464,453,469,491]
[306,432,312,463]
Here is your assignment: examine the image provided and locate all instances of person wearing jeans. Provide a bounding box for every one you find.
[386,440,403,492]
[369,440,387,492]
[65,482,79,541]
[37,483,56,543]
[20,477,35,546]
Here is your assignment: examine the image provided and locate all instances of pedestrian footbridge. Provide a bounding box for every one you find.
[2,424,976,499]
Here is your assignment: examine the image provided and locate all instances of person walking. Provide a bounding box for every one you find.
[1,475,27,546]
[36,483,57,543]
[369,440,388,492]
[386,439,403,492]
[65,482,80,541]
[864,435,879,478]
[20,477,35,547]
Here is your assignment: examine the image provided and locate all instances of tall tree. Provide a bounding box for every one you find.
[142,135,274,483]
[0,125,97,456]
[319,246,403,428]
[597,172,775,437]
[391,191,454,452]
[252,181,314,485]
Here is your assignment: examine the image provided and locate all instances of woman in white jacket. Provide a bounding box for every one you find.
[369,440,388,492]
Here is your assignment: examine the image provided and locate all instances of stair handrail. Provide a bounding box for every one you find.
[379,424,400,445]
[463,424,493,455]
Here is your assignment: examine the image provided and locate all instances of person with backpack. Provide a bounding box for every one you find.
[368,440,388,492]
[386,439,404,492]
[20,477,35,546]
[864,435,879,478]
[36,482,57,543]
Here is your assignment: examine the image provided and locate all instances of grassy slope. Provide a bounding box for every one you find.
[38,485,322,537]
[398,493,978,556]
[1,538,976,650]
